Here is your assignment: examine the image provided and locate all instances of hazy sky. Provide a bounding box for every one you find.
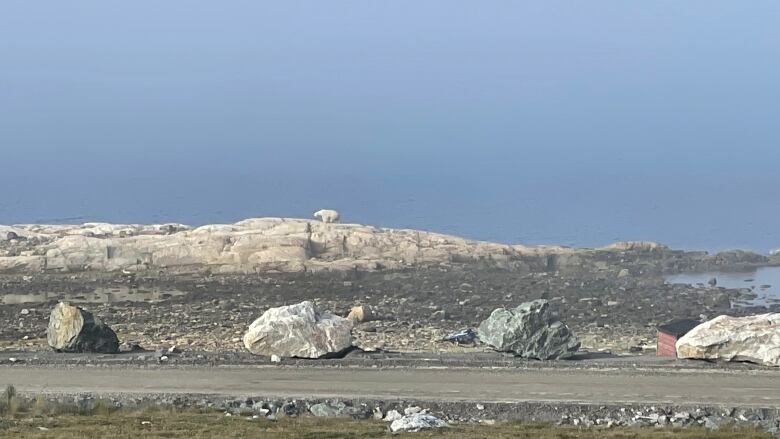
[1,1,779,250]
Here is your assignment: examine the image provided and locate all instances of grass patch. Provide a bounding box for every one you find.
[0,412,774,438]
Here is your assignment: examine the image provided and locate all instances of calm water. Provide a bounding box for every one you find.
[0,287,187,305]
[1,2,779,252]
[665,267,780,307]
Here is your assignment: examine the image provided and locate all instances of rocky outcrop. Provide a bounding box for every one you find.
[47,302,119,353]
[0,217,581,274]
[2,216,768,276]
[477,300,580,359]
[676,313,780,367]
[243,301,353,358]
[603,241,668,252]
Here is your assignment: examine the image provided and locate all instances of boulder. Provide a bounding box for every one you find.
[676,313,780,366]
[309,401,368,418]
[477,299,580,359]
[47,302,119,353]
[243,301,353,358]
[389,413,448,433]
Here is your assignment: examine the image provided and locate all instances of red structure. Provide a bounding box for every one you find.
[656,319,700,357]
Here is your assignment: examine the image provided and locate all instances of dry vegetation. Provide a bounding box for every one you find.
[0,386,771,439]
[0,413,774,439]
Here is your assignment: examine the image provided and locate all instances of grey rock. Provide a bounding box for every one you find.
[47,302,119,354]
[308,401,365,418]
[310,401,348,417]
[389,413,448,433]
[477,299,580,359]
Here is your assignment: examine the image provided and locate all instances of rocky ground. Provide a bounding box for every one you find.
[1,217,778,358]
[0,257,775,357]
[4,391,780,434]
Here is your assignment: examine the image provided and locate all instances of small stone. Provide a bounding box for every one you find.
[404,406,422,415]
[270,354,281,363]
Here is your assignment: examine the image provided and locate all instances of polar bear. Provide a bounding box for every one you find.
[313,209,340,224]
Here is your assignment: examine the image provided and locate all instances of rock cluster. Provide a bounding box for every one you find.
[242,301,353,358]
[47,302,119,353]
[676,313,780,366]
[477,300,580,359]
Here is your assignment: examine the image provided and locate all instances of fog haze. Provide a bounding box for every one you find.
[1,1,779,250]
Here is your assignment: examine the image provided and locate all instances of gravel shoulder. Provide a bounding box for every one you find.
[3,363,780,407]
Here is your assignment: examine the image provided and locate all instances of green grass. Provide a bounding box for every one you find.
[0,412,774,439]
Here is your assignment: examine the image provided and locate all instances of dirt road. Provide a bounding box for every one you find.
[3,366,780,407]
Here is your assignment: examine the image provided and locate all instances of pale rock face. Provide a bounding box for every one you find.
[47,302,119,353]
[242,301,353,358]
[478,299,580,360]
[0,216,616,275]
[603,241,668,251]
[676,313,780,367]
[313,209,340,223]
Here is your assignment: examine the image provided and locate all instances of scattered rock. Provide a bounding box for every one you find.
[389,413,448,433]
[404,406,422,415]
[243,301,353,359]
[441,328,476,344]
[477,299,580,359]
[676,313,780,366]
[310,401,348,417]
[308,401,366,418]
[47,302,119,354]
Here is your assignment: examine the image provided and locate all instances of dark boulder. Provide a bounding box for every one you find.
[47,302,119,353]
[477,299,580,359]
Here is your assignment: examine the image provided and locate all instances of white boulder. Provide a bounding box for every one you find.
[243,301,353,358]
[676,313,780,366]
[389,413,448,433]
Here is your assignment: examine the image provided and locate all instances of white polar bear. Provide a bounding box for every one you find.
[313,209,340,224]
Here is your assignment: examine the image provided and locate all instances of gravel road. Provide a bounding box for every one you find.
[3,365,780,407]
